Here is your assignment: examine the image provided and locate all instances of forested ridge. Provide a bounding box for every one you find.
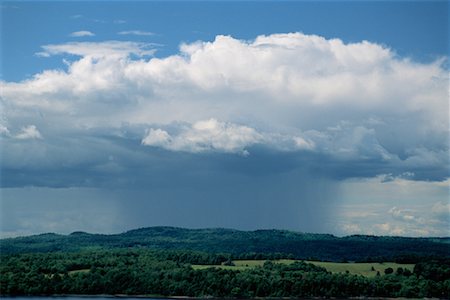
[2,226,449,261]
[1,227,450,298]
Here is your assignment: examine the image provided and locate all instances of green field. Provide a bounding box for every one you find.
[68,268,90,275]
[192,259,414,277]
[308,261,414,277]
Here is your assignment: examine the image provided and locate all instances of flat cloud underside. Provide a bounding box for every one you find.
[1,32,448,187]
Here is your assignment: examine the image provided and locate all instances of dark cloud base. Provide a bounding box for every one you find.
[2,137,448,190]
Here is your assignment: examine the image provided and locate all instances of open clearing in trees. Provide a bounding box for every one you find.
[192,259,415,277]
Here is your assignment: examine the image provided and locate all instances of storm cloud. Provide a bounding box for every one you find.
[1,33,448,236]
[2,33,448,183]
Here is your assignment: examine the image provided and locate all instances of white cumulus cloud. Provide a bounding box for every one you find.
[142,119,263,155]
[141,128,171,148]
[15,125,42,140]
[1,33,448,181]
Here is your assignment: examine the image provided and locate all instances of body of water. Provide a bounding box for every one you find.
[1,297,172,300]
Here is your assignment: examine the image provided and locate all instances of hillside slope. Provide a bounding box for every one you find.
[1,226,449,262]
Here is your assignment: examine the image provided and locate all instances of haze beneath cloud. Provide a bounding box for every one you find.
[1,18,448,237]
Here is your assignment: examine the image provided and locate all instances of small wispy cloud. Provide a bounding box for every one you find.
[0,4,20,10]
[70,31,95,37]
[118,30,154,36]
[114,20,127,24]
[93,19,106,24]
[70,14,83,19]
[36,41,157,59]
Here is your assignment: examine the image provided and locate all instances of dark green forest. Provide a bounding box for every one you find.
[1,249,450,298]
[2,226,449,261]
[1,227,450,298]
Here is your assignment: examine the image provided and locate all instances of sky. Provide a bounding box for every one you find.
[0,1,449,238]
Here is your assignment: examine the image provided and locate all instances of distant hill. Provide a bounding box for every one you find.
[1,226,449,262]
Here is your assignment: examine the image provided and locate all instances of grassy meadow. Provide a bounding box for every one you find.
[192,259,415,277]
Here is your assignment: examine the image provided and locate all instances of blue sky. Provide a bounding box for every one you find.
[2,1,448,81]
[1,1,449,237]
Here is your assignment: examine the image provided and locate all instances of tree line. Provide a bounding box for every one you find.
[1,249,449,298]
